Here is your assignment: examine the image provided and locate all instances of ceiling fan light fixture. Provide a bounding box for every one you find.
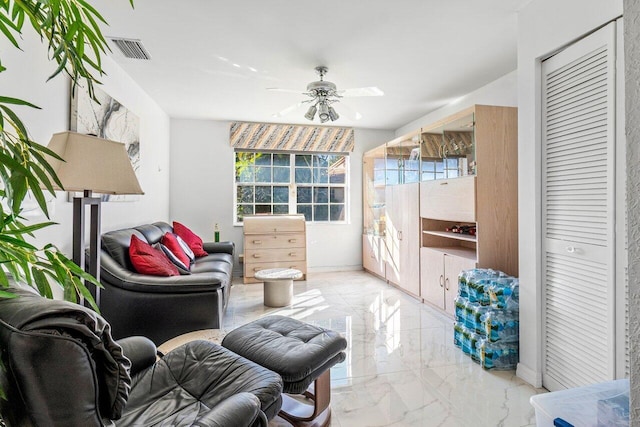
[328,106,339,121]
[318,103,330,122]
[305,105,317,121]
[269,66,383,122]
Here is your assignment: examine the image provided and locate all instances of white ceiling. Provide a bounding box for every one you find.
[95,0,531,130]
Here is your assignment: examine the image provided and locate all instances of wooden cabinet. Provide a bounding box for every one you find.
[420,105,518,279]
[361,104,517,314]
[385,183,420,297]
[419,105,518,317]
[243,214,307,283]
[420,247,476,316]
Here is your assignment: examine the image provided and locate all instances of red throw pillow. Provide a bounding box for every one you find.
[173,221,208,257]
[160,232,192,268]
[129,235,179,276]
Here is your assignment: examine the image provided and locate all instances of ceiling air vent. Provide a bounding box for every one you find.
[109,38,151,60]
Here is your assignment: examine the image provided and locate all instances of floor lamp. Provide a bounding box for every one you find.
[46,131,144,307]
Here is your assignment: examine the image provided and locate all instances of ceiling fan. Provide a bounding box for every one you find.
[268,66,384,123]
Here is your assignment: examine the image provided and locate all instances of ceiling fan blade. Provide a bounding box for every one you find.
[335,103,363,121]
[272,102,305,118]
[267,87,306,95]
[338,86,384,97]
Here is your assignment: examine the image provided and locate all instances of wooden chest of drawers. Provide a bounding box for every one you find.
[242,214,307,284]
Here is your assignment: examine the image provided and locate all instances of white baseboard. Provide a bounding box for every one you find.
[517,363,543,389]
[307,265,363,273]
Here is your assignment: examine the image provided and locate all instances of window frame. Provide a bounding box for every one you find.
[233,150,350,226]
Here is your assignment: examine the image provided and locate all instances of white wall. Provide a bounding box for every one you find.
[624,0,640,423]
[169,119,394,273]
[395,70,518,137]
[516,0,623,387]
[0,31,171,264]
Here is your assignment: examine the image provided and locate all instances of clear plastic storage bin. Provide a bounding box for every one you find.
[529,379,629,427]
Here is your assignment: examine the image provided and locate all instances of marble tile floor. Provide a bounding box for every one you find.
[159,271,546,427]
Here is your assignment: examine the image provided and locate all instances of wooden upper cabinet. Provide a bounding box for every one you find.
[420,175,476,223]
[419,104,518,279]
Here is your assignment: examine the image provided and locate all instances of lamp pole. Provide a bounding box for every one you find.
[72,190,102,308]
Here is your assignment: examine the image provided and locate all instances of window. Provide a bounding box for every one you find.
[235,151,348,223]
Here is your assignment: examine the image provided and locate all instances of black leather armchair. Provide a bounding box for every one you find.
[0,287,283,427]
[98,221,235,344]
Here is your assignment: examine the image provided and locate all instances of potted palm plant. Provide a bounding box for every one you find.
[0,0,133,310]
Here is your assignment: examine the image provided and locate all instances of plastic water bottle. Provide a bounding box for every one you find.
[214,223,220,242]
[467,269,501,305]
[470,304,491,335]
[453,322,465,348]
[479,341,518,370]
[454,296,467,324]
[458,270,470,298]
[478,341,514,370]
[482,310,519,342]
[488,277,519,310]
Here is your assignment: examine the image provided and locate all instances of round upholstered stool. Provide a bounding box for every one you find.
[254,268,303,307]
[222,315,347,427]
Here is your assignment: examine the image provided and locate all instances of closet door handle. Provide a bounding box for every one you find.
[445,278,450,291]
[398,230,403,241]
[439,275,444,288]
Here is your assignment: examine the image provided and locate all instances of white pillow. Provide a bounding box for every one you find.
[175,234,196,262]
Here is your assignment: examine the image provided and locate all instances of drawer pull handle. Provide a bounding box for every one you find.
[289,239,297,243]
[253,240,262,244]
[253,254,261,258]
[439,275,444,288]
[440,182,448,185]
[289,253,297,257]
[566,246,576,253]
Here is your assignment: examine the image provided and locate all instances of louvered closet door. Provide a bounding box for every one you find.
[541,22,617,391]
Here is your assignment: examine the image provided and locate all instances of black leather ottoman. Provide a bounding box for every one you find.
[222,315,347,427]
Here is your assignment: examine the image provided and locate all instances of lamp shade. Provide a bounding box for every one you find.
[46,131,144,195]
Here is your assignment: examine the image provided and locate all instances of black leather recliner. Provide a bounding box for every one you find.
[98,221,235,344]
[0,287,284,427]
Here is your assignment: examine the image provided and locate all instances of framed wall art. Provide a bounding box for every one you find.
[69,84,141,201]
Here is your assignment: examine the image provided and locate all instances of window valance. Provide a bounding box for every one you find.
[230,122,354,153]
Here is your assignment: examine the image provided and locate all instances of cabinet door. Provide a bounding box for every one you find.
[363,234,385,278]
[419,176,476,222]
[384,186,401,285]
[444,255,476,316]
[399,183,421,296]
[420,248,444,310]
